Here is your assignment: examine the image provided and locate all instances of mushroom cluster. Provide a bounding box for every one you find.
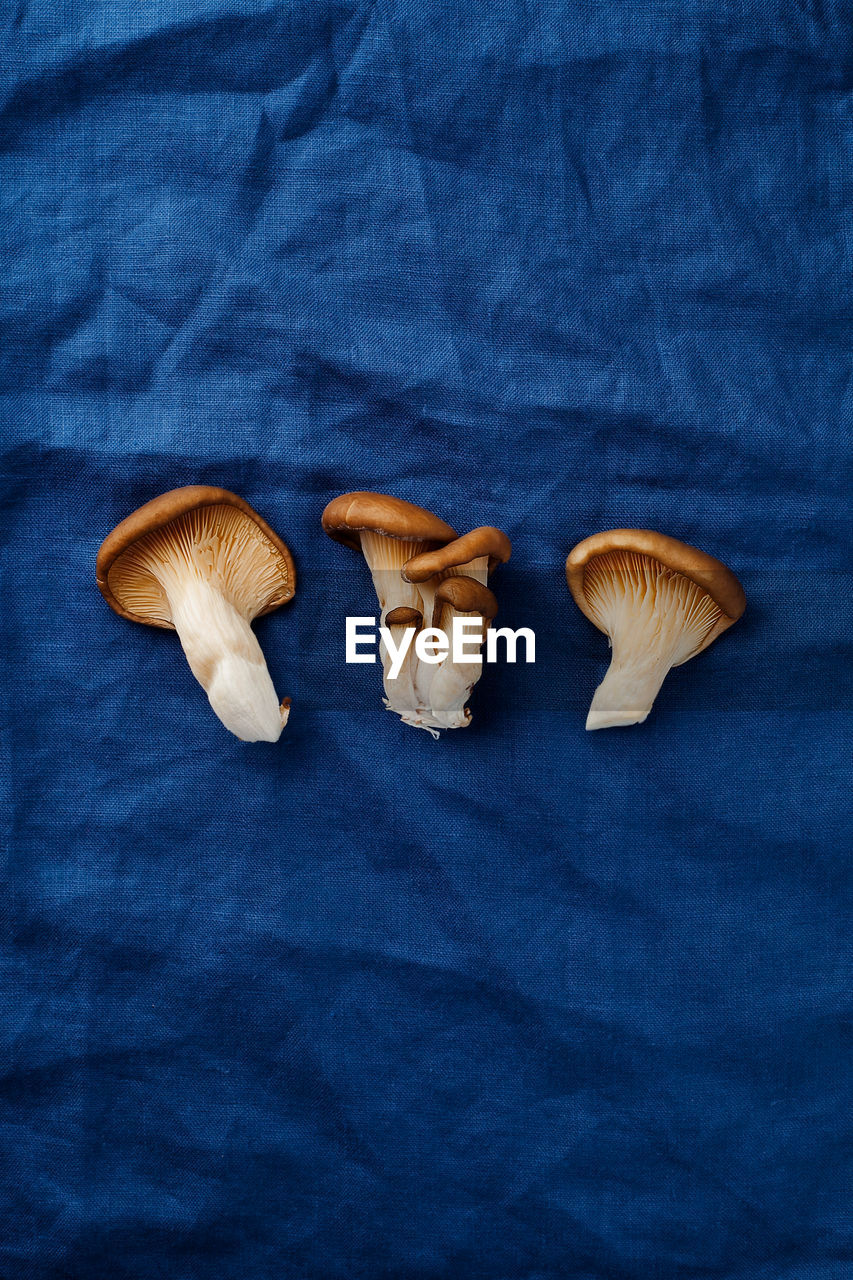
[322,492,510,735]
[97,487,295,742]
[566,529,745,729]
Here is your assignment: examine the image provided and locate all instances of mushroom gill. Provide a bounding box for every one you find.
[567,531,745,731]
[107,504,290,626]
[581,550,725,729]
[97,488,294,743]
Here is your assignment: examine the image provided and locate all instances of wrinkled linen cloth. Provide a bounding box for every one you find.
[1,1,851,1277]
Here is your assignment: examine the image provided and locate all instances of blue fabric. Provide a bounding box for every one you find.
[1,1,851,1276]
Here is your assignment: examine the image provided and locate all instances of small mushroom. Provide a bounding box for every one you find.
[402,526,512,587]
[566,529,745,730]
[322,491,456,731]
[428,576,499,729]
[385,607,424,628]
[403,526,511,712]
[97,486,295,742]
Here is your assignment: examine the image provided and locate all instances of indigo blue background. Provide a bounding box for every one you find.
[1,1,851,1276]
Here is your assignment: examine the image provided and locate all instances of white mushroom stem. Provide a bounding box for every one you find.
[583,556,723,730]
[358,531,443,733]
[379,620,426,733]
[408,578,439,711]
[586,648,673,730]
[161,573,288,743]
[428,608,488,730]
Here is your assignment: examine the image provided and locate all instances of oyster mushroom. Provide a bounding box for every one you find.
[428,576,499,729]
[402,526,511,710]
[566,529,746,730]
[321,491,456,731]
[96,486,295,742]
[385,607,424,628]
[402,526,512,587]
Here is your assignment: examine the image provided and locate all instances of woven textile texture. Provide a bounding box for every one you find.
[1,1,851,1277]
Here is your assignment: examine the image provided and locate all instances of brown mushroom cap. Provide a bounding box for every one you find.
[321,491,456,552]
[385,606,423,628]
[402,526,512,582]
[432,576,499,628]
[566,529,745,645]
[96,486,295,629]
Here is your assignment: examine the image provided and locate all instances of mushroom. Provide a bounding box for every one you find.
[428,576,499,729]
[96,486,295,742]
[402,526,511,710]
[402,526,512,588]
[322,492,456,731]
[566,529,745,730]
[385,607,424,628]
